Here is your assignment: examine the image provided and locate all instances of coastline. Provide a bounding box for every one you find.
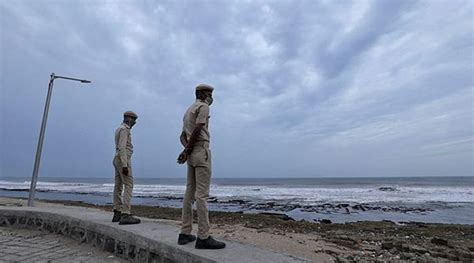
[2,197,473,262]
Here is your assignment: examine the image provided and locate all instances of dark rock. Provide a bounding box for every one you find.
[381,241,393,250]
[455,249,472,261]
[409,245,428,254]
[431,251,447,258]
[400,252,415,260]
[231,199,247,205]
[431,237,449,246]
[258,212,295,221]
[352,204,367,211]
[447,253,459,261]
[401,244,410,252]
[393,241,404,250]
[378,186,398,192]
[320,219,332,224]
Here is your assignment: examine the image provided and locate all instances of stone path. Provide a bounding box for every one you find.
[0,227,126,263]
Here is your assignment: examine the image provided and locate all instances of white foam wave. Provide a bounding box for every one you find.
[0,180,472,204]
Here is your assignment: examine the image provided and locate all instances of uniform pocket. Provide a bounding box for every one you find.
[190,146,207,166]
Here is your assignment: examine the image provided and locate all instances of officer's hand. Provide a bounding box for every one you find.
[177,151,187,164]
[122,167,129,175]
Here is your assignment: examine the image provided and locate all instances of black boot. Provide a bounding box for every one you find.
[195,236,226,249]
[119,214,141,225]
[112,210,122,223]
[178,234,196,245]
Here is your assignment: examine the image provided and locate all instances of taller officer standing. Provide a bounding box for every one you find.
[177,84,226,249]
[112,111,141,225]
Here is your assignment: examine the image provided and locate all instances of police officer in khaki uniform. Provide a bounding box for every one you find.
[177,84,226,249]
[112,111,141,225]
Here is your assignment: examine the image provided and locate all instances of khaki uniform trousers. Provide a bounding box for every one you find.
[181,142,212,239]
[113,154,134,214]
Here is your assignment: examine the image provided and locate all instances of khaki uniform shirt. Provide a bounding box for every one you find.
[182,99,210,142]
[115,123,133,167]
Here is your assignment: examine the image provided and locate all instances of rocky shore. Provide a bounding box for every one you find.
[32,199,473,262]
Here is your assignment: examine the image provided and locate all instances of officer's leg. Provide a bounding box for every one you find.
[195,163,211,240]
[112,156,123,211]
[181,164,196,235]
[121,161,134,214]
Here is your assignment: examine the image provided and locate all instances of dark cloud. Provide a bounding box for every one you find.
[1,0,472,179]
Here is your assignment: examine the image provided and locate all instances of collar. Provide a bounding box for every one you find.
[122,122,131,129]
[196,99,209,105]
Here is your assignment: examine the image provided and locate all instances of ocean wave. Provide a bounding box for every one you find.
[1,180,473,204]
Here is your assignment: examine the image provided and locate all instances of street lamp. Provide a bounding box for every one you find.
[27,73,91,206]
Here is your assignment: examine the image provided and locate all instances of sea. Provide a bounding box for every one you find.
[1,176,473,224]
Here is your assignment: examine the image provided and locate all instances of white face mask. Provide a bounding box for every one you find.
[205,96,213,105]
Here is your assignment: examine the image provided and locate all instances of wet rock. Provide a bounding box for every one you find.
[431,237,449,246]
[446,252,459,261]
[258,212,295,221]
[455,249,472,262]
[381,241,393,250]
[431,251,447,258]
[378,186,399,192]
[400,252,415,260]
[401,244,410,253]
[409,245,428,254]
[320,219,332,224]
[389,248,398,254]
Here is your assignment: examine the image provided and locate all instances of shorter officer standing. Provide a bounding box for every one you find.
[112,111,141,225]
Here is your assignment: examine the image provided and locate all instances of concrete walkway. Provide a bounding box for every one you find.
[0,227,125,262]
[0,204,310,262]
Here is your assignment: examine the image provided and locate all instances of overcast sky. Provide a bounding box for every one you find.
[0,0,472,179]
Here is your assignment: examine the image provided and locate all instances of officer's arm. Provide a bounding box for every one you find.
[184,104,208,154]
[180,131,188,147]
[118,128,129,168]
[184,124,204,154]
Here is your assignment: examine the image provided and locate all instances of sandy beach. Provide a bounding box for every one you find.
[1,197,472,262]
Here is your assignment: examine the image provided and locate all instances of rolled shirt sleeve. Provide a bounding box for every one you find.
[196,104,209,124]
[117,128,129,167]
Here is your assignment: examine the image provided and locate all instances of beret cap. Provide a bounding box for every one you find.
[123,111,138,118]
[196,84,214,92]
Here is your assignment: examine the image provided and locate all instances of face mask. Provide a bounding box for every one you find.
[205,96,213,105]
[125,118,136,128]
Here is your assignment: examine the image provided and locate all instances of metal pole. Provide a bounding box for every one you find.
[27,73,56,206]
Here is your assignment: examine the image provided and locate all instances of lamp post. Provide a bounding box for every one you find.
[27,73,91,207]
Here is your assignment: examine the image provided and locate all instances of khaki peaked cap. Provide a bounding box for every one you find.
[196,84,214,92]
[123,111,138,118]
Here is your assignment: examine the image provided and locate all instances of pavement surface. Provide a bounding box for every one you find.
[0,227,126,263]
[0,198,310,262]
